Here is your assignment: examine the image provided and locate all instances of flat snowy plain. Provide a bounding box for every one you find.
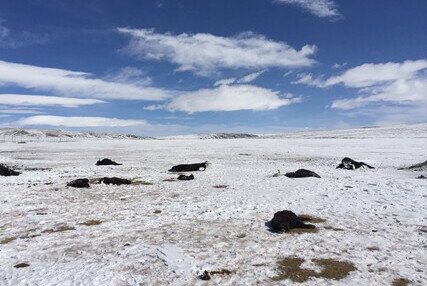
[0,125,426,286]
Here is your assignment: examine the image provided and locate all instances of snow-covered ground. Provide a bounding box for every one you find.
[0,125,426,285]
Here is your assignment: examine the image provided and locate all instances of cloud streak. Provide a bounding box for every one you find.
[0,60,175,101]
[154,84,300,113]
[0,94,105,107]
[118,28,316,76]
[275,0,340,18]
[18,115,148,127]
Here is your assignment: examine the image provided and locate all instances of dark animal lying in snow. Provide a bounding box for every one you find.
[96,158,122,166]
[99,177,131,185]
[285,169,321,178]
[169,161,209,172]
[67,178,90,188]
[269,210,316,233]
[0,164,21,176]
[336,157,374,170]
[177,174,194,181]
[399,160,427,171]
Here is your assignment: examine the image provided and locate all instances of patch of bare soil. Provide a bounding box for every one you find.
[79,220,102,226]
[273,256,356,283]
[213,185,228,189]
[298,215,327,223]
[0,236,17,244]
[392,278,410,286]
[41,224,75,233]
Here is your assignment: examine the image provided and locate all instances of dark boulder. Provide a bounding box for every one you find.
[67,178,90,188]
[337,157,374,170]
[177,174,194,181]
[0,164,21,176]
[169,162,209,172]
[417,175,426,179]
[198,270,211,280]
[269,210,315,233]
[285,169,320,178]
[96,158,122,166]
[400,160,427,171]
[99,177,131,185]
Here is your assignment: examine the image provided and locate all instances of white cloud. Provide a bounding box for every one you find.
[0,94,105,107]
[0,108,44,115]
[106,66,153,86]
[164,84,300,113]
[18,115,148,127]
[0,18,49,48]
[331,76,427,110]
[332,62,347,69]
[290,60,427,110]
[214,78,236,86]
[292,73,325,87]
[275,0,340,18]
[237,70,267,83]
[325,60,427,88]
[0,60,175,100]
[118,28,317,76]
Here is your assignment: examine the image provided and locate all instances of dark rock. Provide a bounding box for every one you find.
[169,162,209,172]
[401,160,427,171]
[14,263,30,268]
[198,270,211,280]
[417,175,426,179]
[96,158,122,166]
[67,178,90,188]
[269,210,316,233]
[0,164,21,176]
[177,174,194,181]
[99,177,131,185]
[285,169,320,178]
[336,157,374,170]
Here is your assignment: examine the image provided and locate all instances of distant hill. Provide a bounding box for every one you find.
[0,128,154,141]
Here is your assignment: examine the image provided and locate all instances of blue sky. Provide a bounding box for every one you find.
[0,0,426,136]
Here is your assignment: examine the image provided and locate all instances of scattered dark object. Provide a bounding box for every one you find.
[392,278,411,286]
[153,210,162,214]
[42,224,75,233]
[169,161,209,172]
[417,175,426,179]
[400,160,427,171]
[67,178,90,188]
[177,174,194,181]
[336,157,374,170]
[14,263,30,268]
[0,164,21,176]
[285,169,320,178]
[213,185,228,189]
[198,269,232,281]
[198,270,211,280]
[79,219,102,226]
[99,177,132,185]
[96,158,122,166]
[269,210,316,233]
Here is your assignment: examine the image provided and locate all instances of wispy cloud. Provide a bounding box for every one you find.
[0,94,105,107]
[292,60,427,111]
[274,0,341,19]
[237,70,267,83]
[0,18,50,48]
[149,84,301,113]
[0,60,175,101]
[118,28,317,76]
[18,115,148,127]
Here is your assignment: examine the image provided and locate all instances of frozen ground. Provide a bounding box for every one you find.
[0,125,426,285]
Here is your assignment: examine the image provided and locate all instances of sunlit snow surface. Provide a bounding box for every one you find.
[0,125,426,285]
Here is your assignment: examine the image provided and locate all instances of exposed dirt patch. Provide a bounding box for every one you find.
[213,185,228,189]
[287,228,319,234]
[324,226,345,231]
[42,224,75,233]
[366,246,380,251]
[298,215,327,223]
[153,210,162,214]
[392,278,410,286]
[14,263,30,268]
[273,256,356,282]
[132,180,154,186]
[0,236,17,244]
[162,178,176,182]
[79,220,102,226]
